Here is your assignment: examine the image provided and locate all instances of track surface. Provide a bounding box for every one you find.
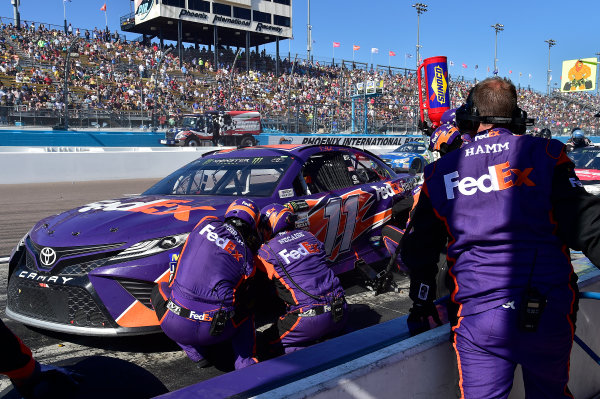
[0,179,413,394]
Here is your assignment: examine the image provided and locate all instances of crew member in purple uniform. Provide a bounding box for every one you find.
[1,319,79,397]
[401,77,600,398]
[151,199,261,370]
[256,204,347,356]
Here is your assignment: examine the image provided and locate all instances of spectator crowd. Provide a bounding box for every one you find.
[0,18,597,134]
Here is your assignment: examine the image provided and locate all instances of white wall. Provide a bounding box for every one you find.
[0,147,215,184]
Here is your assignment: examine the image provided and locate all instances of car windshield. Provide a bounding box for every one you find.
[181,116,199,129]
[393,143,426,153]
[143,155,294,197]
[570,147,600,170]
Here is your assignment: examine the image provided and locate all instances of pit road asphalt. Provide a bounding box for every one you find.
[0,179,413,394]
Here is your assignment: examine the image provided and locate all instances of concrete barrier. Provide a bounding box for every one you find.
[0,146,217,184]
[0,145,394,185]
[158,262,600,399]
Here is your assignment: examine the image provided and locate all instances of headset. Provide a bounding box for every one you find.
[456,89,534,135]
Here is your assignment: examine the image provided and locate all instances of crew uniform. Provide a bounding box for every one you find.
[1,319,36,383]
[401,127,600,398]
[152,199,261,370]
[256,204,347,355]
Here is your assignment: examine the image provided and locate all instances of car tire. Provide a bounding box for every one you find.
[185,137,200,147]
[240,135,256,147]
[410,158,423,173]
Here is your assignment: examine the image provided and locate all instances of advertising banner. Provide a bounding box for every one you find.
[561,58,597,92]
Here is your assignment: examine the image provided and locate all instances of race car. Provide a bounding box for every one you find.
[379,141,433,173]
[569,145,600,195]
[6,145,417,336]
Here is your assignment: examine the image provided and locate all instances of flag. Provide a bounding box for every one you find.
[333,42,340,48]
[519,72,523,77]
[529,73,532,79]
[63,0,71,3]
[100,3,106,11]
[462,63,467,68]
[389,51,396,57]
[406,53,413,58]
[475,65,478,70]
[487,66,490,72]
[353,45,360,51]
[371,48,379,54]
[509,70,512,74]
[449,60,454,66]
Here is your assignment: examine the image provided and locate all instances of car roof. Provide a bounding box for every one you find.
[203,144,385,163]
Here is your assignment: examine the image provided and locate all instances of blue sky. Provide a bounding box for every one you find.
[1,1,597,93]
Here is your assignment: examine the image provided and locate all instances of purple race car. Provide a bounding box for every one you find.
[6,144,417,336]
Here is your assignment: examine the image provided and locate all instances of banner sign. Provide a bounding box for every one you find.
[260,134,423,148]
[561,58,597,92]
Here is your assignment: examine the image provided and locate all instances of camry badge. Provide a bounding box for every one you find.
[40,247,57,267]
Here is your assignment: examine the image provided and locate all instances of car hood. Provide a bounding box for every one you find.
[29,195,238,248]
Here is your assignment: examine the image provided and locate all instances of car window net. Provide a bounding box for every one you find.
[304,153,354,193]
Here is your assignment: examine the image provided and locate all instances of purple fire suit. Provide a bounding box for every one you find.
[0,319,36,382]
[401,128,600,398]
[152,216,258,369]
[256,229,347,354]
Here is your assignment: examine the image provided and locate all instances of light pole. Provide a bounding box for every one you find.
[596,53,600,95]
[412,3,427,69]
[491,23,504,75]
[545,39,556,95]
[307,0,312,63]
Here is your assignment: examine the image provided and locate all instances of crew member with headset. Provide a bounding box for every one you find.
[255,203,347,356]
[151,199,262,370]
[401,77,600,398]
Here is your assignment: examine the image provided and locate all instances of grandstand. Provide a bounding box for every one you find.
[0,16,597,135]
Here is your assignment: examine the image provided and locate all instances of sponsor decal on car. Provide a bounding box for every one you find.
[78,199,215,222]
[278,189,294,198]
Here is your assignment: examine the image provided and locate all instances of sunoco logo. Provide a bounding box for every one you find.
[431,65,447,105]
[135,0,153,20]
[40,247,57,267]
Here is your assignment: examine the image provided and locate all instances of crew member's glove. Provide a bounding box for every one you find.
[417,120,433,136]
[12,362,82,399]
[407,279,442,336]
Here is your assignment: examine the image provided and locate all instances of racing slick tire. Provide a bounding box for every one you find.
[185,137,200,147]
[410,158,424,173]
[240,135,256,147]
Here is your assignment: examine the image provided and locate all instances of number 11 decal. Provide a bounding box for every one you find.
[323,195,359,256]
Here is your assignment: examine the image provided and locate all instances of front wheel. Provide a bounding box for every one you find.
[185,137,200,147]
[410,158,423,173]
[239,135,256,147]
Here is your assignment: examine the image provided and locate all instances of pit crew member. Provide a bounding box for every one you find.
[1,319,80,398]
[565,127,593,152]
[401,77,600,398]
[256,204,347,356]
[151,199,261,370]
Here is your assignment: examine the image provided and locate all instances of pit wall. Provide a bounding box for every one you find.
[157,265,600,399]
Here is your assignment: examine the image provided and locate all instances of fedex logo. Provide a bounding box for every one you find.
[444,161,535,200]
[278,241,320,264]
[371,184,396,200]
[200,224,243,261]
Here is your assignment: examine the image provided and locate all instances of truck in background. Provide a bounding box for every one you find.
[160,111,261,147]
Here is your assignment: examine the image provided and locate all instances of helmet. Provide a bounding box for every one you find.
[224,199,260,230]
[260,204,296,238]
[429,124,462,155]
[539,128,552,139]
[440,108,457,126]
[572,128,585,144]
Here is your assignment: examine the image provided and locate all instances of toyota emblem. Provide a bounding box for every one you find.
[40,247,57,267]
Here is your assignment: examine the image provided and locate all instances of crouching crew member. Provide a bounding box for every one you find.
[256,204,347,355]
[151,199,261,370]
